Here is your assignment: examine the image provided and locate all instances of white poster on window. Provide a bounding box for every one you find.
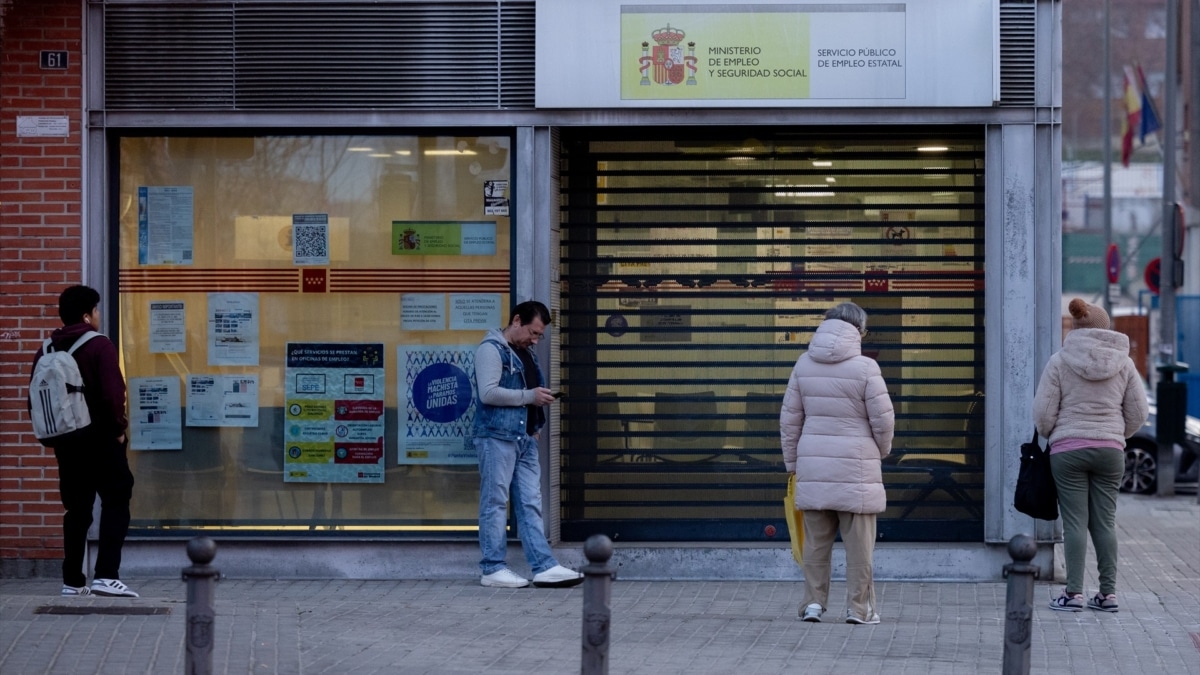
[129,376,182,450]
[207,292,259,366]
[137,186,194,265]
[401,294,446,331]
[149,301,186,353]
[186,374,259,427]
[449,294,502,330]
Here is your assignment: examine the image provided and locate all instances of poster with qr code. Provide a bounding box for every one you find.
[292,213,330,265]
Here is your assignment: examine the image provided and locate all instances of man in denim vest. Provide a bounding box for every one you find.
[473,300,583,588]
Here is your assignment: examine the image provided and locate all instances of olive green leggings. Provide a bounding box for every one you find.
[1049,447,1124,596]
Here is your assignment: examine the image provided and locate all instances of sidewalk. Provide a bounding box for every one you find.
[2,493,1197,675]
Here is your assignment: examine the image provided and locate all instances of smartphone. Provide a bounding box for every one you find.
[552,391,565,399]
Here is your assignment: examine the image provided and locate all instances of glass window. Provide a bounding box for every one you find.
[117,133,512,535]
[558,128,985,542]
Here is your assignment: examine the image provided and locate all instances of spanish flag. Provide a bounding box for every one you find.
[1135,64,1161,143]
[1119,64,1162,166]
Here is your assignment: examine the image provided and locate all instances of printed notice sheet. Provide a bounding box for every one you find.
[185,374,259,427]
[207,292,259,366]
[149,301,186,353]
[401,293,446,331]
[129,376,182,450]
[284,343,386,484]
[138,186,194,265]
[484,180,509,216]
[397,344,478,465]
[449,294,501,330]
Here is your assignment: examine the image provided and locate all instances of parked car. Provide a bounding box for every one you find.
[1122,402,1200,494]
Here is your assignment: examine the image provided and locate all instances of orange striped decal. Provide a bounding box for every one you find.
[118,268,511,294]
[330,269,510,293]
[119,269,299,293]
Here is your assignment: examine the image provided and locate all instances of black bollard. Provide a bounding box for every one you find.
[182,536,219,675]
[1001,534,1039,675]
[581,534,616,675]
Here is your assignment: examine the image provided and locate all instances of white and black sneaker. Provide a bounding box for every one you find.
[800,603,824,622]
[91,578,139,597]
[61,584,91,596]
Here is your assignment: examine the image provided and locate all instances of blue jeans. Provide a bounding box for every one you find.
[476,434,557,575]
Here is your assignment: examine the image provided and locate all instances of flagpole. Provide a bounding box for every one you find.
[1160,0,1178,364]
[1155,0,1181,498]
[1102,0,1113,316]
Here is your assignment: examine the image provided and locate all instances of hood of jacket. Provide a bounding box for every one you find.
[50,322,99,351]
[1058,328,1132,381]
[805,319,862,364]
[480,327,508,350]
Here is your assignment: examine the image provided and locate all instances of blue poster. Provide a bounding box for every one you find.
[398,345,478,465]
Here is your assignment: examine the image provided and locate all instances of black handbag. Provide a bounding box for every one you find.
[1014,429,1059,520]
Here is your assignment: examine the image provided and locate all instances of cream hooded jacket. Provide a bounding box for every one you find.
[1033,328,1148,447]
[779,319,895,514]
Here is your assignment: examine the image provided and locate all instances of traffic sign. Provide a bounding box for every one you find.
[1106,244,1120,284]
[1144,257,1161,295]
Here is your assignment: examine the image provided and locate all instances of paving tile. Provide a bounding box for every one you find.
[1,493,1196,674]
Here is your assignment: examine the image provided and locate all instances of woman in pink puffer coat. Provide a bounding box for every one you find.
[780,302,895,625]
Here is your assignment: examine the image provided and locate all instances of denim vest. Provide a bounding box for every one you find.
[473,335,544,440]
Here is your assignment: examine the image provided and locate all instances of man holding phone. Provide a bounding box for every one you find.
[472,300,583,589]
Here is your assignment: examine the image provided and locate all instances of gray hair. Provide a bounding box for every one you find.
[824,302,868,335]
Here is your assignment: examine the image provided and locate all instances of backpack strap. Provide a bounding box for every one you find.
[66,331,103,355]
[42,337,55,354]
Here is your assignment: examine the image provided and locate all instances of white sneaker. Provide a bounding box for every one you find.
[531,565,584,588]
[800,603,823,622]
[61,584,91,596]
[845,609,880,625]
[90,578,139,597]
[481,568,530,588]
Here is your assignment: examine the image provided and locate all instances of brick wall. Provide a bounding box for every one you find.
[0,0,85,573]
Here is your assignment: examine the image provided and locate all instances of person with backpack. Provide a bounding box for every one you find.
[28,285,137,597]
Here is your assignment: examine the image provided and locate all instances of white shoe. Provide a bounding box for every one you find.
[91,578,138,597]
[481,568,530,588]
[800,603,823,622]
[845,609,880,625]
[531,565,584,588]
[61,584,91,597]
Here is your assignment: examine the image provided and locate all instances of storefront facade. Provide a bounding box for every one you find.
[1,0,1064,580]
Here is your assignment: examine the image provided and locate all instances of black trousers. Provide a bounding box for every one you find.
[54,437,134,587]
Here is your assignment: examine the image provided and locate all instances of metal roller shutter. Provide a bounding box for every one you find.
[558,127,986,543]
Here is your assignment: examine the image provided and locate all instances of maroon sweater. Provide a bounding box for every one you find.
[30,322,129,441]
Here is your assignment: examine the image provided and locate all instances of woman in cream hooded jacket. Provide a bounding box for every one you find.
[1033,298,1147,612]
[780,302,894,624]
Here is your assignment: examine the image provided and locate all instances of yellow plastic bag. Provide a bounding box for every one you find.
[784,474,804,565]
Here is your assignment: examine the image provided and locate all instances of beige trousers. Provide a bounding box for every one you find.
[800,509,878,621]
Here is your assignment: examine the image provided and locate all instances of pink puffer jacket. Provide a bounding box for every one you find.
[779,319,895,514]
